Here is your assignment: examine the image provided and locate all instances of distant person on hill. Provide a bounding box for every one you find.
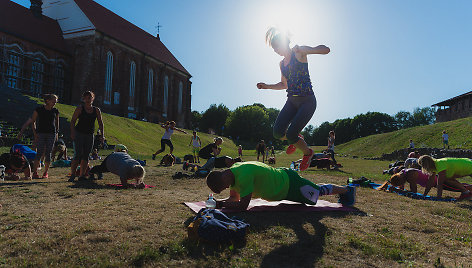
[270,146,276,158]
[188,131,202,163]
[238,145,243,158]
[442,130,449,149]
[404,151,421,169]
[206,161,355,211]
[326,130,337,164]
[379,168,472,200]
[69,91,105,182]
[409,139,415,149]
[89,151,145,189]
[152,121,187,160]
[257,27,330,171]
[256,140,266,163]
[18,94,59,179]
[199,137,223,160]
[418,155,472,199]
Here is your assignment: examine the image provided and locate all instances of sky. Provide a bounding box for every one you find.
[13,0,472,127]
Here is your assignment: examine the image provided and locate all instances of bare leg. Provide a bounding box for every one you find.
[71,160,79,176]
[294,138,311,155]
[79,159,88,177]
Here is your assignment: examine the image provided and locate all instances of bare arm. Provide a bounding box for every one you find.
[96,108,105,142]
[257,62,288,90]
[423,173,437,196]
[17,116,35,139]
[216,192,252,211]
[173,127,187,134]
[70,106,82,140]
[55,112,59,140]
[293,45,330,55]
[436,171,446,198]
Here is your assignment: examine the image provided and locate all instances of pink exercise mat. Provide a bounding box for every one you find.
[184,198,356,213]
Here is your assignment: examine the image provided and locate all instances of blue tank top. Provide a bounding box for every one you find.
[280,51,314,97]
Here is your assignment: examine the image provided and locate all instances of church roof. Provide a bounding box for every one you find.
[74,0,190,76]
[0,0,69,54]
[432,90,472,107]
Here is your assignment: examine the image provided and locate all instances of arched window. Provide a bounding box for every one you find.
[128,61,136,110]
[178,81,183,113]
[54,64,65,99]
[30,59,44,97]
[6,51,21,90]
[147,69,153,106]
[104,51,113,104]
[163,75,169,117]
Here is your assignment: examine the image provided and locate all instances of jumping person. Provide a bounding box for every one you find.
[257,27,330,171]
[206,161,355,211]
[418,155,472,199]
[89,151,146,189]
[152,121,187,160]
[69,91,105,182]
[18,94,59,179]
[188,131,202,163]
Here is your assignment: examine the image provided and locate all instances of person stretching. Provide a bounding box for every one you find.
[206,161,355,211]
[188,131,202,163]
[152,121,187,160]
[257,27,330,171]
[379,168,472,200]
[89,152,146,189]
[418,155,472,199]
[199,137,223,160]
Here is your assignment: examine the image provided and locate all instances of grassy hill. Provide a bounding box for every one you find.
[2,94,238,159]
[336,116,472,158]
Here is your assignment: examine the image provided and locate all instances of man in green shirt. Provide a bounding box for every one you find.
[206,161,355,211]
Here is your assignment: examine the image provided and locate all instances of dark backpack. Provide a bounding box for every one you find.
[187,208,249,243]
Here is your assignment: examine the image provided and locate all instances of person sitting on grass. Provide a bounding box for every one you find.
[198,137,223,160]
[89,151,146,189]
[206,161,356,211]
[0,151,32,180]
[51,135,67,162]
[418,155,472,199]
[378,168,472,200]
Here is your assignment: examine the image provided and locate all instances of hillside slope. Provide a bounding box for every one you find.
[336,116,472,158]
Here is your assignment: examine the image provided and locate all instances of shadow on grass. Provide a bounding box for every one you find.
[0,181,47,187]
[67,180,142,190]
[178,209,366,267]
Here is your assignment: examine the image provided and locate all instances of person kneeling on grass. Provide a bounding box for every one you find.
[418,155,472,199]
[378,168,472,200]
[89,152,145,189]
[206,161,355,211]
[0,151,32,180]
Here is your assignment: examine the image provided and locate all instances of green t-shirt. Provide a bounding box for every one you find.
[229,161,289,201]
[434,158,472,178]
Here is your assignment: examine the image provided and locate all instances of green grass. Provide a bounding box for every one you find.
[336,117,472,158]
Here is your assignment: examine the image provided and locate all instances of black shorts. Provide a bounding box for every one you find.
[160,139,173,151]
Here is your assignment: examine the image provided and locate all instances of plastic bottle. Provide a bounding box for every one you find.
[205,193,216,209]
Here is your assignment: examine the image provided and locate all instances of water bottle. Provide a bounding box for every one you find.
[205,193,216,209]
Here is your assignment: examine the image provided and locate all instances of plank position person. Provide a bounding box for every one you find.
[206,161,355,211]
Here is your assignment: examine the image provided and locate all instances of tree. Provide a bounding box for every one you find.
[412,107,436,126]
[190,111,202,130]
[394,111,413,129]
[225,105,271,142]
[200,104,231,135]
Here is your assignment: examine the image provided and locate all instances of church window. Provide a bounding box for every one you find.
[6,52,21,90]
[54,64,64,99]
[178,81,183,113]
[30,59,44,97]
[147,69,153,106]
[163,75,169,117]
[128,61,136,110]
[104,51,113,104]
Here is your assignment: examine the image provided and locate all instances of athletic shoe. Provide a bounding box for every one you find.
[299,148,315,171]
[41,173,48,179]
[286,134,304,154]
[32,172,40,179]
[152,154,156,160]
[338,186,356,206]
[68,175,76,182]
[78,176,87,182]
[458,191,472,200]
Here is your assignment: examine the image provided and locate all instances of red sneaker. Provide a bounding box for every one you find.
[299,149,315,171]
[286,134,304,155]
[42,173,48,179]
[32,172,40,179]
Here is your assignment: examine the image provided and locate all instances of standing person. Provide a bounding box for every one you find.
[188,131,202,163]
[326,130,337,164]
[238,145,243,158]
[257,27,330,171]
[152,121,187,160]
[18,94,59,179]
[69,91,104,182]
[199,137,223,160]
[270,146,276,157]
[442,130,449,149]
[409,139,415,149]
[256,140,266,163]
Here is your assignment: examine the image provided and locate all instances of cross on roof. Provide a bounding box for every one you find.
[155,22,163,35]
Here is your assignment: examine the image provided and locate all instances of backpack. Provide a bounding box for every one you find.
[187,208,250,243]
[11,144,36,161]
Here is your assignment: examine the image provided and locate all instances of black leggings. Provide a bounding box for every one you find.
[160,139,173,151]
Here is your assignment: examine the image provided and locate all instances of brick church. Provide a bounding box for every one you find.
[0,0,192,127]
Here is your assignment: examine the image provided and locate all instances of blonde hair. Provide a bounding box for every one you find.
[130,165,145,184]
[265,27,290,48]
[43,94,58,102]
[418,155,436,175]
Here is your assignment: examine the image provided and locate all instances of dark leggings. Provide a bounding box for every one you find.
[160,139,173,151]
[273,95,317,144]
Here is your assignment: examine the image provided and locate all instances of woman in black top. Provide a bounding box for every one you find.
[18,94,59,179]
[69,91,105,181]
[199,137,223,159]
